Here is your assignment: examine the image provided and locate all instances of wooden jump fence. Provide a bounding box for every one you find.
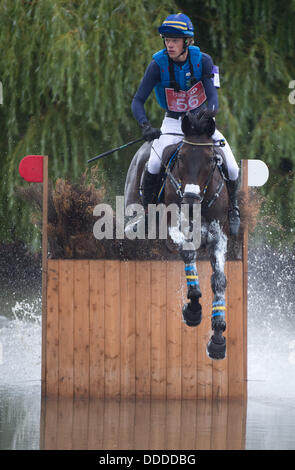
[42,161,249,401]
[41,396,247,450]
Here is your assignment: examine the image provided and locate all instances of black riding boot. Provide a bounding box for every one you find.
[226,175,240,236]
[142,169,159,209]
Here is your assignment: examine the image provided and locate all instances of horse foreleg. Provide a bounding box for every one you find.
[180,244,202,327]
[206,222,228,359]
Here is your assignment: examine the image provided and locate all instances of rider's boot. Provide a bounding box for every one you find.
[142,168,159,209]
[226,173,241,236]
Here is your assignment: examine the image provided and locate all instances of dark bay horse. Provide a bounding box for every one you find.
[124,110,231,360]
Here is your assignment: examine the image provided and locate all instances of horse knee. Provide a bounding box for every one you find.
[211,271,227,294]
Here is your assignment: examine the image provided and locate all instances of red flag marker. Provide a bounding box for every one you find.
[19,155,44,182]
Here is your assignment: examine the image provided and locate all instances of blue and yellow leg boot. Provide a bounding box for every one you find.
[182,263,202,327]
[206,300,226,360]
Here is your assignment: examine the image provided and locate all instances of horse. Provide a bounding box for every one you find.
[124,109,231,360]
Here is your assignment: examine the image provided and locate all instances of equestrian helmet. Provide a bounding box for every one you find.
[158,13,194,38]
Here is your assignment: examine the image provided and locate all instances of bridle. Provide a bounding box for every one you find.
[163,138,228,208]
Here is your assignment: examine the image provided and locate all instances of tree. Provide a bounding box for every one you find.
[0,0,175,245]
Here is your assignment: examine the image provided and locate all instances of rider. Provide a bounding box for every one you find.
[131,13,240,236]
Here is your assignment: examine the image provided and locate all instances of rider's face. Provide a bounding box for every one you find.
[164,37,186,60]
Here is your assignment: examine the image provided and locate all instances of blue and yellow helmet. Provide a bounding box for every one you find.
[158,13,194,38]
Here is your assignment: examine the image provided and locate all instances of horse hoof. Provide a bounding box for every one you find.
[206,335,226,360]
[182,301,202,327]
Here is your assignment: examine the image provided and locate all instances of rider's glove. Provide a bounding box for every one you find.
[141,122,161,142]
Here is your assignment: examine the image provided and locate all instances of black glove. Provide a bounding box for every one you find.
[141,122,161,142]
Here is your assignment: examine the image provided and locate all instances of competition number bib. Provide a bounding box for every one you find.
[165,81,207,113]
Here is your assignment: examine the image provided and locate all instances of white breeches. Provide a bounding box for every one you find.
[147,115,239,181]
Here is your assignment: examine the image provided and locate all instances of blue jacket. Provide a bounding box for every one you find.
[153,46,203,109]
[131,48,219,125]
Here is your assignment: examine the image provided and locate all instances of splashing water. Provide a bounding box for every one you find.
[0,294,42,449]
[247,241,295,400]
[0,297,42,388]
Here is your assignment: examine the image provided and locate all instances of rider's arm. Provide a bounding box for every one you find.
[131,60,161,125]
[202,53,219,113]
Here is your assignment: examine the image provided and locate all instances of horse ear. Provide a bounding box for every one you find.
[181,112,191,136]
[207,117,216,137]
[202,109,216,136]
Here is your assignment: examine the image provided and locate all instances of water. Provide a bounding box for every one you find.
[1,244,295,450]
[0,289,42,450]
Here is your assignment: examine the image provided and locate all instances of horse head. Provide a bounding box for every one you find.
[172,109,217,210]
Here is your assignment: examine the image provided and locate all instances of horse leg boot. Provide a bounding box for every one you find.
[226,173,241,237]
[206,222,227,359]
[180,245,202,327]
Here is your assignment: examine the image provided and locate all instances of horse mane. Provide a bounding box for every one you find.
[181,109,216,137]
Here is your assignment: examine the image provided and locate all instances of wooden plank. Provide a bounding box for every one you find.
[104,260,121,398]
[118,399,136,449]
[87,398,105,449]
[210,399,228,450]
[151,261,167,399]
[41,155,48,398]
[166,400,181,450]
[73,260,90,399]
[195,399,213,450]
[46,260,59,397]
[56,397,74,450]
[227,261,244,399]
[227,399,247,450]
[89,260,105,398]
[58,260,74,397]
[135,261,151,398]
[149,400,167,450]
[242,159,248,399]
[197,261,213,400]
[166,261,183,400]
[102,399,120,450]
[72,398,89,449]
[42,397,58,449]
[180,400,197,450]
[120,261,136,398]
[134,398,151,449]
[212,261,229,401]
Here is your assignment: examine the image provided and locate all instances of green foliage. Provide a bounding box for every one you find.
[0,0,176,243]
[180,0,295,241]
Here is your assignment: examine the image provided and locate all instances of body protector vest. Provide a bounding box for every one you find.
[153,46,206,113]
